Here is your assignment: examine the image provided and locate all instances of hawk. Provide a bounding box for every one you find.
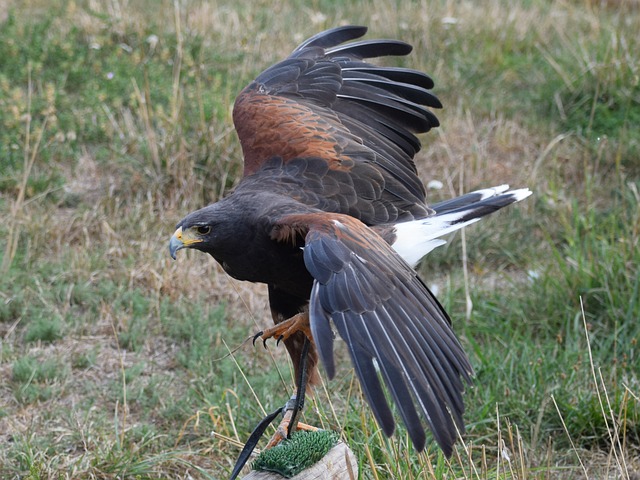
[169,25,531,458]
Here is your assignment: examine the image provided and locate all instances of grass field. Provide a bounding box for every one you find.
[1,0,639,478]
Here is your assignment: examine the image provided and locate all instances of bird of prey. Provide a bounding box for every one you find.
[169,25,531,458]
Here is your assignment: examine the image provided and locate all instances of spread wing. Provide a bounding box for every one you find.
[272,212,473,456]
[233,25,441,225]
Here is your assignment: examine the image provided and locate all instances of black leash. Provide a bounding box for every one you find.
[228,336,311,479]
[229,404,284,480]
[287,336,310,438]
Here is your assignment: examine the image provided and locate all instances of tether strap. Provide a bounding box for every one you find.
[229,336,311,479]
[287,336,310,437]
[229,405,285,480]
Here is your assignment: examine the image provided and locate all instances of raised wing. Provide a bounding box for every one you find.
[233,26,441,225]
[272,212,473,456]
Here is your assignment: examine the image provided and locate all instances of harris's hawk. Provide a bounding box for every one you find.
[169,26,531,458]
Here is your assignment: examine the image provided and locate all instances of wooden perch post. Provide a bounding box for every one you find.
[241,442,358,479]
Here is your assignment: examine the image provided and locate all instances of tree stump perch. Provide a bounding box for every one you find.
[241,442,358,479]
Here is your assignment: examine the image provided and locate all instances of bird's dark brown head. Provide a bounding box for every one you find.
[169,204,225,260]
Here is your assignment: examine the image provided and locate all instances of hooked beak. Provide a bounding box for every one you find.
[169,228,184,260]
[169,226,205,260]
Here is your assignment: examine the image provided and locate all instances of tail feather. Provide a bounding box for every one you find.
[392,186,532,267]
[429,185,510,214]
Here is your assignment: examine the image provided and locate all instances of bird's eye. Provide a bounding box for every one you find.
[195,226,211,235]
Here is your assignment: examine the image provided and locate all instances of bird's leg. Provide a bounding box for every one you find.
[265,337,318,448]
[228,339,313,479]
[264,404,319,448]
[253,311,311,347]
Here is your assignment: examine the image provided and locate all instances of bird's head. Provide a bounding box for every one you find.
[169,205,222,260]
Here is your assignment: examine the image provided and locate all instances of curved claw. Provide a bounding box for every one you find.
[276,335,285,346]
[252,331,264,347]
